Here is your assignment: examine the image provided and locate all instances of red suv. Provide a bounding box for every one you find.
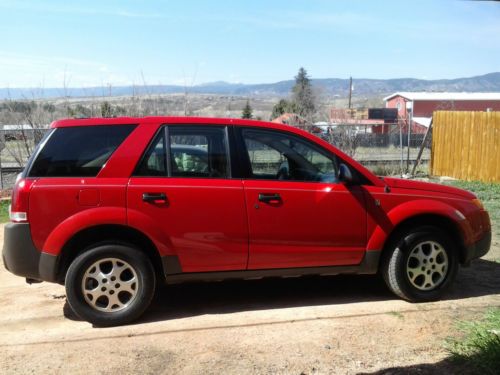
[2,117,491,326]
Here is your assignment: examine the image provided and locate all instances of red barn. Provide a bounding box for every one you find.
[384,92,500,134]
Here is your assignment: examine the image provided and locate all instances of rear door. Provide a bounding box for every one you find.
[127,125,248,273]
[237,127,367,269]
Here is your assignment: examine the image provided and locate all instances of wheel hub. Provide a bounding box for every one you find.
[81,258,139,312]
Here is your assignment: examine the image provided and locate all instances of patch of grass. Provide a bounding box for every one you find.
[447,181,500,202]
[0,199,10,223]
[386,311,404,319]
[446,308,500,375]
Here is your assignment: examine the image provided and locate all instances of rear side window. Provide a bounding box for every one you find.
[135,126,230,178]
[28,125,136,177]
[169,126,229,178]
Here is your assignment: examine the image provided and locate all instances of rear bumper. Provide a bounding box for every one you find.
[463,231,491,263]
[2,223,58,282]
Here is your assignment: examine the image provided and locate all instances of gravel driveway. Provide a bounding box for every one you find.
[1,225,499,374]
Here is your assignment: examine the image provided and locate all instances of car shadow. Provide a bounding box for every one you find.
[63,258,500,325]
[143,274,390,322]
[447,258,500,300]
[141,258,500,324]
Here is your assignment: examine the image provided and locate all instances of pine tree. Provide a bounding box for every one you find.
[292,67,315,120]
[241,99,253,119]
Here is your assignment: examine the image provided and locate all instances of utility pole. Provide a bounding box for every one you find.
[411,118,433,176]
[348,76,353,110]
[406,103,413,174]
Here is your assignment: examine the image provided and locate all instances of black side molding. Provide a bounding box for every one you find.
[162,250,381,284]
[161,255,183,276]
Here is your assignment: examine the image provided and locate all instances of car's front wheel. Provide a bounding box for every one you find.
[65,244,156,327]
[382,226,458,302]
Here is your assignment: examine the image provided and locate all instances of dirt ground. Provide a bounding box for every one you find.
[1,226,499,375]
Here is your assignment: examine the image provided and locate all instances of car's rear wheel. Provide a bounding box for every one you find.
[65,244,155,327]
[382,226,458,302]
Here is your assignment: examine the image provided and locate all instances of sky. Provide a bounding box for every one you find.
[0,0,499,88]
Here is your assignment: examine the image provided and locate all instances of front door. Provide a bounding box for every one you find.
[127,125,248,272]
[238,128,367,269]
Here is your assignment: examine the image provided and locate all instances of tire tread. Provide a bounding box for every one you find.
[65,244,156,327]
[382,226,458,302]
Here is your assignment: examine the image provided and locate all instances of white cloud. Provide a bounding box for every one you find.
[0,51,119,87]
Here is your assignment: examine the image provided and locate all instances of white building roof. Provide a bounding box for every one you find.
[412,117,432,128]
[2,124,49,130]
[383,92,500,102]
[3,124,34,130]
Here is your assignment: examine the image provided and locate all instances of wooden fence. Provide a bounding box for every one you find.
[431,111,500,183]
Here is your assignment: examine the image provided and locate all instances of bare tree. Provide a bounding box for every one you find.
[1,92,54,166]
[325,109,360,157]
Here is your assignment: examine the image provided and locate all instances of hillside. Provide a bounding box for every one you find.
[1,72,499,100]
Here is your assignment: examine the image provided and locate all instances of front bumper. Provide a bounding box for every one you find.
[2,223,58,282]
[463,230,491,264]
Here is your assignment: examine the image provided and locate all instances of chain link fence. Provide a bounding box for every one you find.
[302,122,431,175]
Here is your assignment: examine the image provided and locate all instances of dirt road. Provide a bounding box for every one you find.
[1,225,499,375]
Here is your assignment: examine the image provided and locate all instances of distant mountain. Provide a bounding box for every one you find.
[1,72,499,100]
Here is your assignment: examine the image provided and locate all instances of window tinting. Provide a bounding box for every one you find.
[28,125,136,177]
[242,129,338,182]
[169,126,229,178]
[135,130,167,176]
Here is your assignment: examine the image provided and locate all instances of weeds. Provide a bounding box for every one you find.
[0,199,9,223]
[446,308,500,375]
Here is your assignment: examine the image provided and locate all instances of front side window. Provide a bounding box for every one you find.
[242,128,338,182]
[28,125,136,177]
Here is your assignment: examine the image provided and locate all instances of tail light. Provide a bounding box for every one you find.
[10,175,35,223]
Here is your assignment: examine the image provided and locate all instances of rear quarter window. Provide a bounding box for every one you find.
[28,125,136,177]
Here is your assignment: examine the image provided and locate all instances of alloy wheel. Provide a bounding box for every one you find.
[81,258,139,312]
[406,241,449,291]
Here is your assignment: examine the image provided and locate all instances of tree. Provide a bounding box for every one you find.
[241,99,253,119]
[270,99,297,120]
[292,67,315,120]
[100,101,113,117]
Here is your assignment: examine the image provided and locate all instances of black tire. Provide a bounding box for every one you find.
[381,226,458,302]
[65,244,156,327]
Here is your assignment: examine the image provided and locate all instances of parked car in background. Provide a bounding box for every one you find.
[3,117,491,326]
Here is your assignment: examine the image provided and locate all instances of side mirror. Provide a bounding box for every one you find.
[338,163,353,184]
